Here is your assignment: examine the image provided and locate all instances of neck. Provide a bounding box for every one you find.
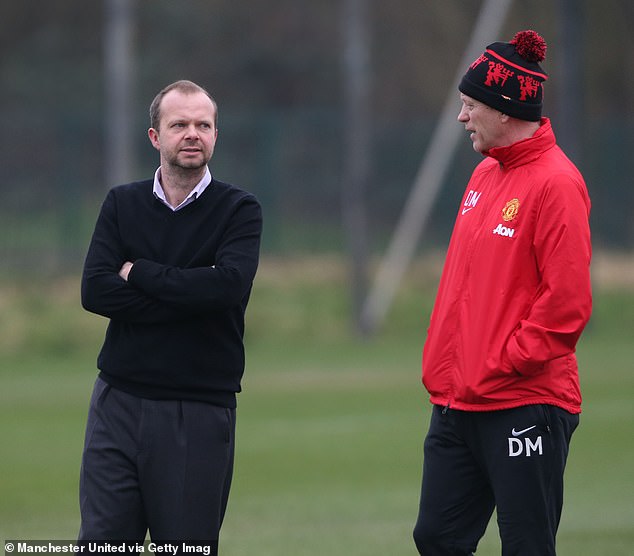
[503,118,541,146]
[160,166,206,207]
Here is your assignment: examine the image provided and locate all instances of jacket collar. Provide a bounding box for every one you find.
[485,117,555,170]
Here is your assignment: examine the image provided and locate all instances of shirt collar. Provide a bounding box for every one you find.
[153,166,212,211]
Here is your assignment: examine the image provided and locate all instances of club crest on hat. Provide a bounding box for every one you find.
[517,75,541,101]
[484,62,514,88]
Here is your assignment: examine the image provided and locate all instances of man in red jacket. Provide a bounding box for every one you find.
[413,31,592,555]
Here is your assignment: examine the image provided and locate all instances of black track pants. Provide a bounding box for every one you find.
[413,404,578,556]
[78,378,235,553]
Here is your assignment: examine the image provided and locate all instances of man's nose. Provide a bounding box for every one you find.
[184,124,199,138]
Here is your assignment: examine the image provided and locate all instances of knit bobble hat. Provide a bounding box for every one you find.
[459,30,548,121]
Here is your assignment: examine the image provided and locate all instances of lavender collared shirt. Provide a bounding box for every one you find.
[152,166,212,211]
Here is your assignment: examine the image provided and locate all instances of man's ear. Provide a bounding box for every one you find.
[148,127,160,150]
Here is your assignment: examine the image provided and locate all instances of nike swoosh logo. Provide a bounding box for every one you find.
[511,425,537,437]
[462,207,474,215]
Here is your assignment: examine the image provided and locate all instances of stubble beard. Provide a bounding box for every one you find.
[168,149,212,174]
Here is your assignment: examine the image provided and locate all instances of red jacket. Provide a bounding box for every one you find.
[422,118,592,413]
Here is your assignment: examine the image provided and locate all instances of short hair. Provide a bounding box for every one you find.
[149,80,218,130]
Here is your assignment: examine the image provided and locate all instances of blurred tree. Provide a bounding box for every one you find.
[342,0,371,335]
[555,0,584,164]
[104,0,137,189]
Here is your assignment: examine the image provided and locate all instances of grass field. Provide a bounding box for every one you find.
[1,254,633,555]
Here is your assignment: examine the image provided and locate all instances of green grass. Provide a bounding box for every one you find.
[1,257,633,554]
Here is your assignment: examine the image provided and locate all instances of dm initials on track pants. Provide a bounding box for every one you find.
[413,404,579,556]
[78,377,235,552]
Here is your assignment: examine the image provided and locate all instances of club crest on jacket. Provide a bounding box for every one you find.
[502,198,520,222]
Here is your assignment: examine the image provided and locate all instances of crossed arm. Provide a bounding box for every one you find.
[81,190,262,324]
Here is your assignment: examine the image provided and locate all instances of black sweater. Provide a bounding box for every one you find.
[81,178,262,407]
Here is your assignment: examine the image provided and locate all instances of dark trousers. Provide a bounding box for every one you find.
[413,404,578,556]
[78,377,235,551]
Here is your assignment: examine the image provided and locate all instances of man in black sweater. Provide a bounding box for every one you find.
[78,80,262,551]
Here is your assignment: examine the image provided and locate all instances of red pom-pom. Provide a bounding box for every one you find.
[510,30,547,62]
